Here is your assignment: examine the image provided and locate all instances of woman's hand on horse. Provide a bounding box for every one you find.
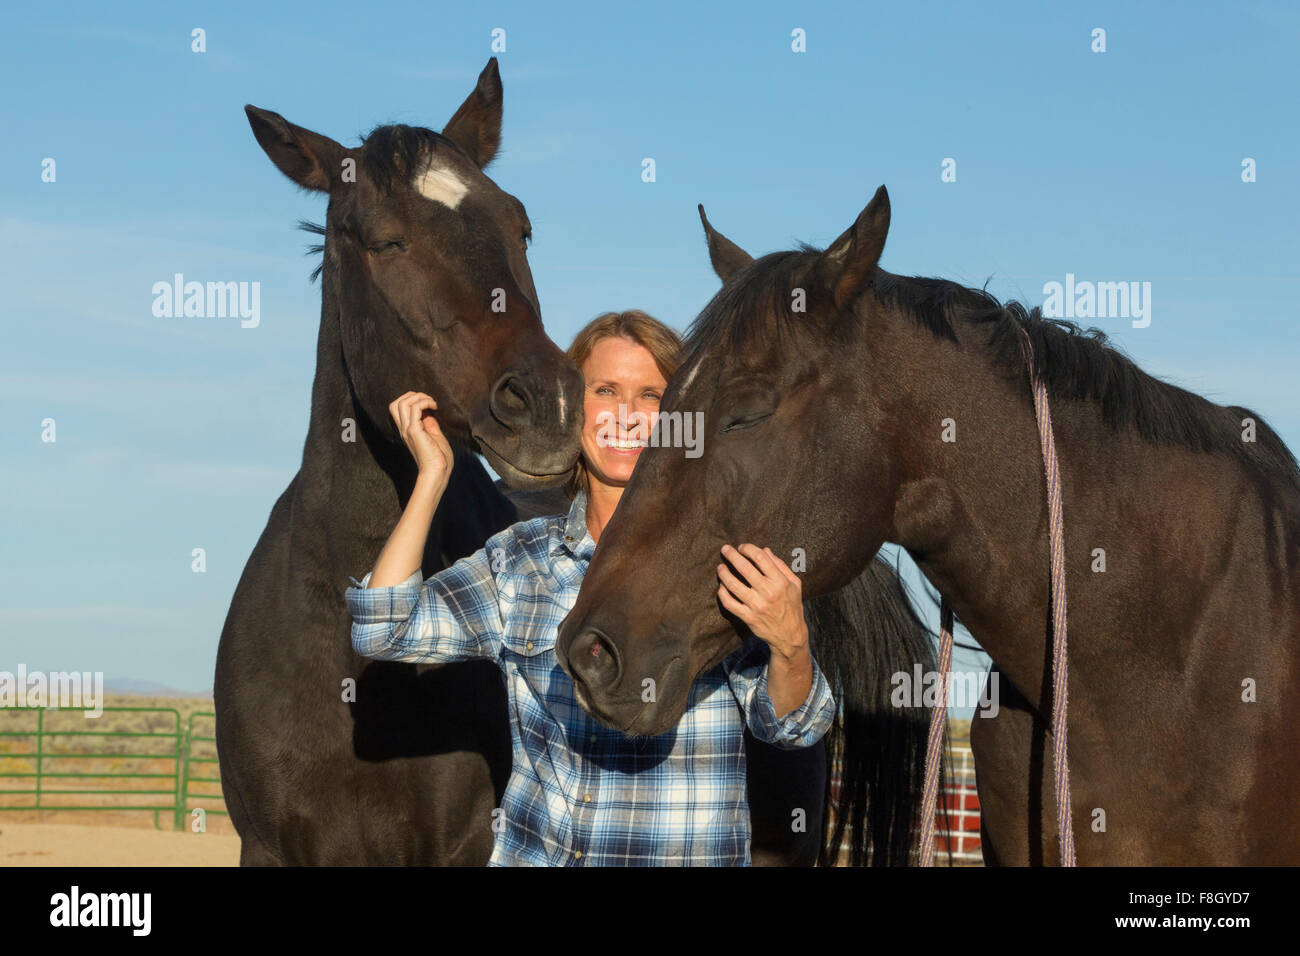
[390,391,454,488]
[716,543,809,662]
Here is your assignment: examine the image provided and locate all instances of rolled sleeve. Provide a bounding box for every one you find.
[345,541,506,664]
[726,639,837,749]
[346,569,423,626]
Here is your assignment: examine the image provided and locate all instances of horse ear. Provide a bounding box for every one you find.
[819,185,890,309]
[442,57,503,169]
[245,106,345,193]
[697,204,754,282]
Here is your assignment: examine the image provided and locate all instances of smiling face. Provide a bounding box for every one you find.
[580,336,668,489]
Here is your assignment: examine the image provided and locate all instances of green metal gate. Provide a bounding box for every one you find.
[179,711,227,830]
[0,706,225,831]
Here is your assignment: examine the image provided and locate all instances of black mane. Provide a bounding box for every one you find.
[686,248,818,354]
[877,271,1300,483]
[688,248,1299,482]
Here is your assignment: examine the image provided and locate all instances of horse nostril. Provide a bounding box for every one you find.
[572,629,621,691]
[490,374,532,426]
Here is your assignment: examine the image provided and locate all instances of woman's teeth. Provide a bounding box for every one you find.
[605,437,646,449]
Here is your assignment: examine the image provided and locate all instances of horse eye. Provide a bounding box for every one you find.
[367,239,405,254]
[721,412,772,434]
[521,229,532,249]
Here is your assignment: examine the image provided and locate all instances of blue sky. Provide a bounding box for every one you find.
[1,1,1296,700]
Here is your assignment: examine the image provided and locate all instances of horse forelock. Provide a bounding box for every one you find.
[685,249,821,360]
[359,123,457,196]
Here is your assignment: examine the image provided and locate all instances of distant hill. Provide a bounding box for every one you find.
[103,678,213,699]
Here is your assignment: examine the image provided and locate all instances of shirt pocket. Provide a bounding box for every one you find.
[500,603,557,661]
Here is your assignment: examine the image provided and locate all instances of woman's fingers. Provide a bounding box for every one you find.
[387,392,450,477]
[388,391,414,429]
[718,543,806,648]
[394,394,438,437]
[720,543,759,584]
[408,395,442,436]
[716,561,757,604]
[764,546,803,589]
[738,543,780,583]
[722,544,778,599]
[717,580,754,624]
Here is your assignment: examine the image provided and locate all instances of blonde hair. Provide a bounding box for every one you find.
[564,310,685,498]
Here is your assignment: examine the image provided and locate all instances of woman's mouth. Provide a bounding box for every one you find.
[600,436,647,455]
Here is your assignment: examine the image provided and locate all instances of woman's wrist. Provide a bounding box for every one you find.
[769,622,811,666]
[414,468,448,501]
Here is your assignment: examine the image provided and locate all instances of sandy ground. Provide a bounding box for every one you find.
[1,820,241,867]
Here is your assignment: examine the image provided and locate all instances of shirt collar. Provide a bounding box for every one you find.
[550,488,596,562]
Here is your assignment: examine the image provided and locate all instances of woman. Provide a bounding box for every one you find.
[346,310,835,866]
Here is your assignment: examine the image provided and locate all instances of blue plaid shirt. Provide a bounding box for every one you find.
[345,488,835,866]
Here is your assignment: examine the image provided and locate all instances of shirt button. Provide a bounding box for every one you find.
[583,793,592,803]
[589,734,597,742]
[574,850,583,860]
[525,641,534,650]
[565,535,574,542]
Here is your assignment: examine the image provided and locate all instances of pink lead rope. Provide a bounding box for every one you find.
[917,324,1076,867]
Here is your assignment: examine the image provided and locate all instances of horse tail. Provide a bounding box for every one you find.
[808,553,950,866]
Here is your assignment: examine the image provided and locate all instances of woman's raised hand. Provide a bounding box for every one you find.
[366,393,453,588]
[389,391,454,487]
[716,544,809,662]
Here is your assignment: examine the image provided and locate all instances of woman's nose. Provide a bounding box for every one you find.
[625,403,657,435]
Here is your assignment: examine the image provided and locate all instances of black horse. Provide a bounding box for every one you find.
[214,60,584,865]
[559,188,1300,864]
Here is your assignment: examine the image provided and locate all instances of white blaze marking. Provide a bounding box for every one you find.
[677,358,703,395]
[557,376,568,426]
[414,163,469,209]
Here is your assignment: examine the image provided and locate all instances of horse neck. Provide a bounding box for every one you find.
[876,315,1073,711]
[878,311,1293,710]
[290,268,500,580]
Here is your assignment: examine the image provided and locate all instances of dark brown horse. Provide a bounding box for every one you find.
[214,60,585,864]
[558,187,1300,864]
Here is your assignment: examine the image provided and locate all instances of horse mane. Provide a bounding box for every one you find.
[876,271,1300,484]
[687,248,1299,484]
[686,248,816,354]
[807,553,947,866]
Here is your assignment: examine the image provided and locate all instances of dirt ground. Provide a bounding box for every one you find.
[0,813,241,867]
